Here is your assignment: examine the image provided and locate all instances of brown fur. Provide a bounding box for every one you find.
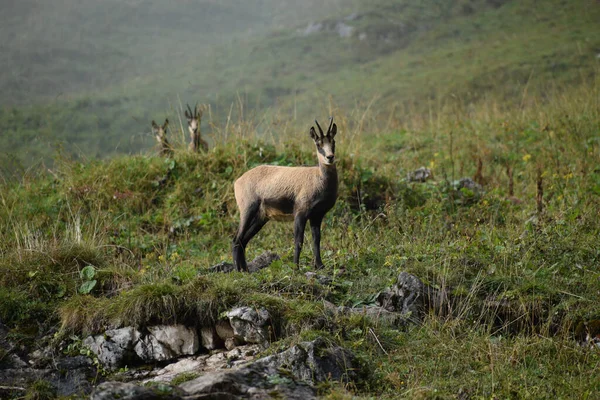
[151,119,172,157]
[185,104,208,152]
[232,118,338,271]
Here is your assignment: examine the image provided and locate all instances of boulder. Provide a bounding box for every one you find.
[377,271,425,322]
[254,337,358,385]
[227,307,271,345]
[179,363,316,400]
[83,327,140,370]
[135,325,199,362]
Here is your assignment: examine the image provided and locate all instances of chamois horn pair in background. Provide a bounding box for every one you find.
[151,103,207,155]
[233,117,338,272]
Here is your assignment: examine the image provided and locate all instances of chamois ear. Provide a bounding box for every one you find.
[151,120,159,130]
[163,119,169,130]
[184,110,191,120]
[310,127,319,142]
[329,123,337,138]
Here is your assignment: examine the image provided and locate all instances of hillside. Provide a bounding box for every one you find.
[1,0,599,177]
[1,84,599,398]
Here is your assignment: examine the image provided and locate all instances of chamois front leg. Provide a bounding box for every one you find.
[293,213,308,267]
[309,215,324,269]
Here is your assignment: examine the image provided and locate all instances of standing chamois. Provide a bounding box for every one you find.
[151,119,173,156]
[185,104,208,152]
[232,118,338,272]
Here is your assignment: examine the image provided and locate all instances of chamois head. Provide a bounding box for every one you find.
[185,103,208,152]
[151,119,171,156]
[185,104,201,137]
[310,117,337,166]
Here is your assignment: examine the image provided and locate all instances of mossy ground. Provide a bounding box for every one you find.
[1,82,599,398]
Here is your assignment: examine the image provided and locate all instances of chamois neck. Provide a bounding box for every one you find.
[318,161,337,180]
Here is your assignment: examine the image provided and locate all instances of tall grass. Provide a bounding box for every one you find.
[1,82,599,397]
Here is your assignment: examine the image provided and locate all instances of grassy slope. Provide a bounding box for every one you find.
[1,82,599,398]
[2,0,599,176]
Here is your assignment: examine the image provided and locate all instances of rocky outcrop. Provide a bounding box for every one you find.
[92,338,358,400]
[227,307,271,345]
[83,308,272,370]
[83,327,139,370]
[135,325,199,362]
[377,271,426,322]
[179,363,316,400]
[254,337,359,385]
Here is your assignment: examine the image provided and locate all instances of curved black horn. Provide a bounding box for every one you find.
[315,119,324,138]
[194,102,199,118]
[327,116,334,135]
[186,103,193,117]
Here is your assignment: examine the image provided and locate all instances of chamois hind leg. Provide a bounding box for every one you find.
[293,213,308,267]
[309,215,324,269]
[232,201,261,272]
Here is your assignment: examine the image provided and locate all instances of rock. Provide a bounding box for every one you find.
[135,325,199,362]
[143,357,205,385]
[179,363,316,400]
[209,252,280,273]
[247,252,280,272]
[209,261,235,273]
[305,272,332,285]
[200,326,225,350]
[452,178,484,204]
[227,307,271,345]
[83,327,141,370]
[337,304,412,327]
[91,381,184,400]
[377,272,425,323]
[254,337,358,385]
[0,356,95,398]
[407,167,432,182]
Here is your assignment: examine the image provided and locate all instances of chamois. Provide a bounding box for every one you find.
[232,118,338,272]
[151,119,173,156]
[185,104,208,152]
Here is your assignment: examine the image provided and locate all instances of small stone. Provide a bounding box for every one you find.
[407,167,432,182]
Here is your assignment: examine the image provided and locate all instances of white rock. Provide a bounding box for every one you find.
[134,324,199,362]
[227,307,271,344]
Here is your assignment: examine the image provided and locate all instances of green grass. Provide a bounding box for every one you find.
[1,79,599,397]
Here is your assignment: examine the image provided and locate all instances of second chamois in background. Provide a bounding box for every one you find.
[151,119,172,157]
[232,118,338,272]
[185,104,208,152]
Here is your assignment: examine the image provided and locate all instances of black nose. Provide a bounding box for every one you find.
[327,155,334,162]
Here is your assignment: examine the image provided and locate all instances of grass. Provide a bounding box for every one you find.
[1,78,599,397]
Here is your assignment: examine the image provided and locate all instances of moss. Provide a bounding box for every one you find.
[24,380,56,400]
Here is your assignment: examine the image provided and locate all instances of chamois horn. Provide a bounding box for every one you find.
[315,119,324,138]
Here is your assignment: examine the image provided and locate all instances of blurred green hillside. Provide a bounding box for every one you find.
[1,0,599,176]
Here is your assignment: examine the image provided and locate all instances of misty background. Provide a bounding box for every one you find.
[1,0,598,175]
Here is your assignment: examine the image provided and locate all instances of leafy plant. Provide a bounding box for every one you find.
[79,265,97,295]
